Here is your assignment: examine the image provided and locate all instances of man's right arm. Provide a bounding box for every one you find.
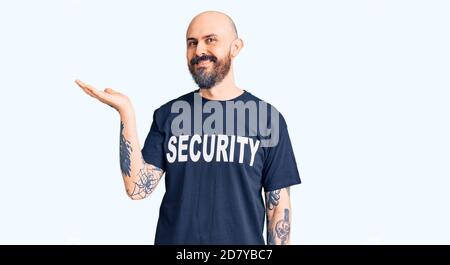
[119,109,164,200]
[75,79,164,200]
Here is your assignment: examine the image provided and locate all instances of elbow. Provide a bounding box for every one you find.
[125,188,143,200]
[126,190,147,200]
[125,187,152,200]
[127,193,143,200]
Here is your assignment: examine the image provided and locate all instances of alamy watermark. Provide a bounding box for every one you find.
[169,93,279,148]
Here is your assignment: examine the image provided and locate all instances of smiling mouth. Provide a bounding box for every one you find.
[196,60,211,67]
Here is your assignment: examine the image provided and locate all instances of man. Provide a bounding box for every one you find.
[75,11,301,245]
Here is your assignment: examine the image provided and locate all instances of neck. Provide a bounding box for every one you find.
[199,67,243,100]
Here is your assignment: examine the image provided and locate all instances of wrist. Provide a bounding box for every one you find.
[119,105,135,119]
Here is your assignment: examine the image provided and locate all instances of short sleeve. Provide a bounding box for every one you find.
[141,109,166,171]
[262,115,301,192]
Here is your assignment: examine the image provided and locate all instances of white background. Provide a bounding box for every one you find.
[0,0,449,244]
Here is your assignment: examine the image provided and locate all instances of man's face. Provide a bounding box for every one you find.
[187,42,231,89]
[186,14,236,89]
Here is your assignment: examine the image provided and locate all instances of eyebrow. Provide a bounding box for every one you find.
[186,34,218,42]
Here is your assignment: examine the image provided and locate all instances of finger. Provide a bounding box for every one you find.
[85,89,115,108]
[83,84,106,101]
[84,83,98,93]
[75,80,98,96]
[90,88,115,103]
[104,88,116,94]
[74,79,88,88]
[81,86,96,98]
[78,83,99,99]
[88,87,103,98]
[75,79,97,93]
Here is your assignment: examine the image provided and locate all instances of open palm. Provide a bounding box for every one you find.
[75,79,131,112]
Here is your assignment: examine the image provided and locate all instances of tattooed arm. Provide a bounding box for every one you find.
[265,187,291,245]
[75,79,164,200]
[119,109,164,200]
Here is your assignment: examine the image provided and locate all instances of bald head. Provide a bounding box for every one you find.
[186,11,238,40]
[186,11,244,89]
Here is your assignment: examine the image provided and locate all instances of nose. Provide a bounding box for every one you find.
[195,42,207,57]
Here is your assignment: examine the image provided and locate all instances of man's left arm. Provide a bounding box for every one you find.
[265,187,291,245]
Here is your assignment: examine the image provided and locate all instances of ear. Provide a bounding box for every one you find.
[230,38,244,58]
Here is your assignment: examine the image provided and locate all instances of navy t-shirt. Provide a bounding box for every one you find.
[141,90,301,245]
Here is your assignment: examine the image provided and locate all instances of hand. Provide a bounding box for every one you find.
[75,79,132,113]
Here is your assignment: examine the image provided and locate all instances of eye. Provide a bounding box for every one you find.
[205,37,216,44]
[187,41,197,47]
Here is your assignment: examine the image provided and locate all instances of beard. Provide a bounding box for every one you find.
[188,53,231,89]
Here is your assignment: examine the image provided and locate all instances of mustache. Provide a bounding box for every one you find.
[190,54,218,65]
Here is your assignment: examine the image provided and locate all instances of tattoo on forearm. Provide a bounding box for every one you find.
[267,189,281,210]
[119,121,133,177]
[128,160,162,199]
[267,220,275,245]
[266,188,291,245]
[275,208,290,245]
